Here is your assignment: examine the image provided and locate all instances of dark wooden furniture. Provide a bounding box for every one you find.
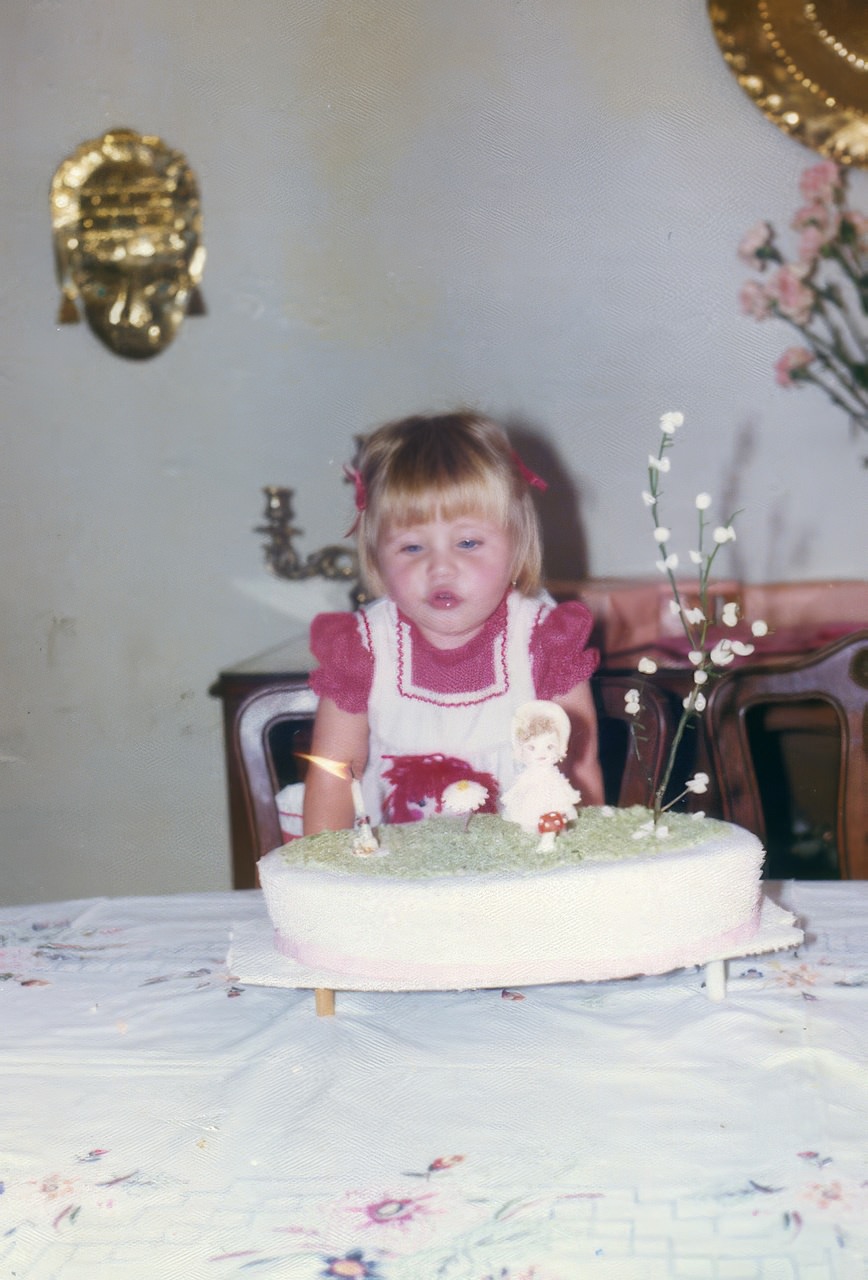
[591,675,675,809]
[707,631,868,879]
[214,647,676,889]
[211,635,315,890]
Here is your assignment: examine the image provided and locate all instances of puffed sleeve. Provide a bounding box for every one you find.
[308,612,373,714]
[530,600,599,699]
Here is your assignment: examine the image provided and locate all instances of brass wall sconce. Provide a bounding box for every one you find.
[257,487,363,606]
[51,128,206,358]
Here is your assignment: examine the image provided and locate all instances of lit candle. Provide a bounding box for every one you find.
[297,752,382,855]
[349,772,379,856]
[350,777,367,824]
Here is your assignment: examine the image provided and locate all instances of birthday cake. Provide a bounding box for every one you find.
[257,807,787,988]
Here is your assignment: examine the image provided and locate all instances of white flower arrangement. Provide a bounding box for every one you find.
[627,412,768,829]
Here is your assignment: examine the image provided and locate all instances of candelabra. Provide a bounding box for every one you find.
[257,487,364,606]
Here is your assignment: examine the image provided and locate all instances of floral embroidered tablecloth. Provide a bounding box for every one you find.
[2,882,867,1279]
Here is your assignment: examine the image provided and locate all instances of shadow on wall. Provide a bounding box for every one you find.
[721,417,817,580]
[506,418,590,582]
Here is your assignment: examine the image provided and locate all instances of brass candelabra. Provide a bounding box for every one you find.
[257,487,363,605]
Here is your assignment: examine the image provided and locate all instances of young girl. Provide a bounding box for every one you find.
[304,410,603,834]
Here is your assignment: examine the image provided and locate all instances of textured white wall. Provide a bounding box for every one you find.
[1,0,865,905]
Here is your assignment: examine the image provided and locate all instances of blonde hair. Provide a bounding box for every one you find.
[353,410,543,597]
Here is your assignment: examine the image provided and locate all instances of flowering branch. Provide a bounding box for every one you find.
[629,413,767,826]
[738,160,868,461]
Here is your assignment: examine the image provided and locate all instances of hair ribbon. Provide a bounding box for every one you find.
[343,464,366,536]
[343,463,367,512]
[511,451,548,492]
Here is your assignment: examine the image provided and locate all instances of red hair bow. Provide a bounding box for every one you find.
[343,464,366,537]
[511,451,548,492]
[343,464,367,512]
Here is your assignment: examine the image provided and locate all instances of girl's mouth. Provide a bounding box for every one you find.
[428,591,460,610]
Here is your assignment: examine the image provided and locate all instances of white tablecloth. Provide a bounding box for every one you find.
[2,882,867,1279]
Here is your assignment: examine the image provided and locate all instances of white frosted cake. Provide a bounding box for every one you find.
[257,807,787,988]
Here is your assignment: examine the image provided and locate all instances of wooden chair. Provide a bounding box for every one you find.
[234,681,319,870]
[591,674,674,808]
[706,630,868,879]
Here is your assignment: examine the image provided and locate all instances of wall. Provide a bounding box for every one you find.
[1,0,865,905]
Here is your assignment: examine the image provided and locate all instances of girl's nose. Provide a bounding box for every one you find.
[428,548,454,579]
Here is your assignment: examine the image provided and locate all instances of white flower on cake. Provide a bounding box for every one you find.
[631,818,671,841]
[442,779,489,829]
[632,411,769,827]
[500,700,580,851]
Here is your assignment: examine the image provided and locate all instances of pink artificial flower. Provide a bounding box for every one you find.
[799,160,841,205]
[842,209,868,253]
[797,224,828,264]
[737,220,773,267]
[791,201,840,249]
[739,279,774,320]
[774,346,814,387]
[769,264,815,325]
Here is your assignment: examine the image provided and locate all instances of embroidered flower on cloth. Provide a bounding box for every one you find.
[349,1194,436,1230]
[320,1250,383,1278]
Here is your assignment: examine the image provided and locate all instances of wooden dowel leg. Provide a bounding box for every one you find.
[704,959,726,1002]
[314,987,335,1016]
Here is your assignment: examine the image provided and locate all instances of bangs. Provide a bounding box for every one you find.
[377,473,513,537]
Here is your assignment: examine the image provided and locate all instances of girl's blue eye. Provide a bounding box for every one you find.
[401,543,422,554]
[458,538,480,550]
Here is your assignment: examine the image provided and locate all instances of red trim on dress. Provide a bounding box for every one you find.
[395,596,511,707]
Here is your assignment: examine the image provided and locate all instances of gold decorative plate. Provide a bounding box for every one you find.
[708,0,868,167]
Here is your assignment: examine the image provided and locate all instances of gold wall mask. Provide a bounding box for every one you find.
[51,128,206,359]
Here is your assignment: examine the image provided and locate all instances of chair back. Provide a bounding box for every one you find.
[591,674,674,808]
[707,630,868,878]
[235,682,319,866]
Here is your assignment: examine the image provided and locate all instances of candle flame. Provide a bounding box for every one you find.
[296,752,352,781]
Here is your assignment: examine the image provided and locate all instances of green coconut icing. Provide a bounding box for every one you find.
[275,807,734,879]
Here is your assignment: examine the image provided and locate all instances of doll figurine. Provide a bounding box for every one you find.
[501,700,581,850]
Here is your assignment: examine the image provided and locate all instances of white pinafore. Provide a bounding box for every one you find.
[360,592,550,824]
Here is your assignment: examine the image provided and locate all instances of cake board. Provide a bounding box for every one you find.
[229,893,803,1015]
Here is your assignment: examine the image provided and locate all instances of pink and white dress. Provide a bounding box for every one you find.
[307,590,598,827]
